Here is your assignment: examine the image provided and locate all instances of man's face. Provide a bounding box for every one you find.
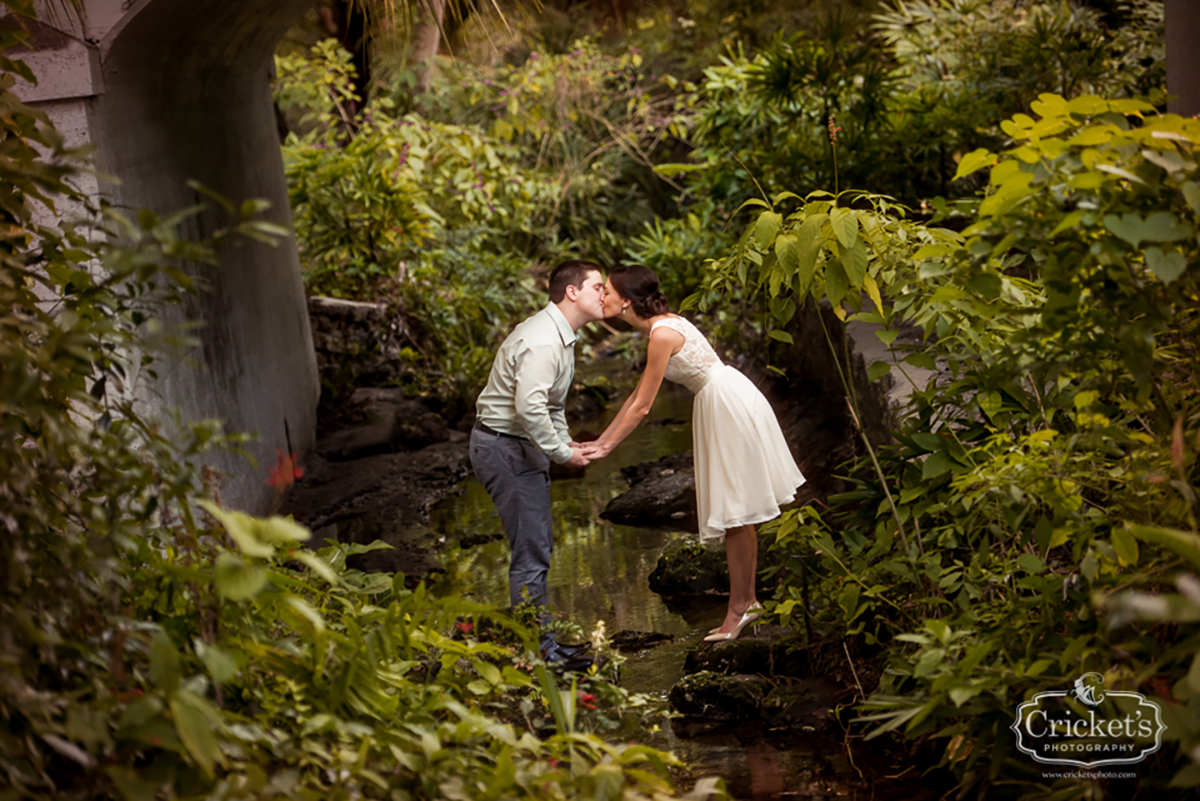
[573,270,607,322]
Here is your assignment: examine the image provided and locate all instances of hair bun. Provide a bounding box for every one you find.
[648,290,670,316]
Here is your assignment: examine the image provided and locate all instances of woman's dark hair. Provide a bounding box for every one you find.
[609,264,670,318]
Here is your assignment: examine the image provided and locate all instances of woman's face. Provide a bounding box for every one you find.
[602,278,626,318]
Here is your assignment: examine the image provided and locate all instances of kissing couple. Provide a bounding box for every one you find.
[469,260,805,671]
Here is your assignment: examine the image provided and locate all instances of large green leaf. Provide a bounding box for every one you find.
[953,148,997,180]
[1145,247,1187,284]
[921,452,955,479]
[150,631,180,694]
[775,232,799,275]
[196,641,239,685]
[1183,181,1200,215]
[794,227,823,297]
[824,258,849,308]
[1112,528,1139,566]
[1128,524,1200,569]
[839,239,868,287]
[867,361,891,382]
[755,211,782,249]
[794,213,828,255]
[1016,553,1047,575]
[769,296,796,325]
[214,553,268,601]
[256,515,312,545]
[1103,211,1194,247]
[830,207,858,249]
[170,692,221,778]
[199,501,274,558]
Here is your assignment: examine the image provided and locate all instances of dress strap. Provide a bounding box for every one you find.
[650,316,687,335]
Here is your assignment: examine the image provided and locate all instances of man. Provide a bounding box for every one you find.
[470,260,606,669]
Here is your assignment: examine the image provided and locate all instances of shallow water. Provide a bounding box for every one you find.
[429,383,938,801]
[430,384,720,654]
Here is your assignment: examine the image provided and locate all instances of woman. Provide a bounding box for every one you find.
[584,265,805,641]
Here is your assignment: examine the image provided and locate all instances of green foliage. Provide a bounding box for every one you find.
[276,41,557,402]
[877,0,1166,111]
[948,94,1198,392]
[275,37,697,400]
[671,0,1165,212]
[417,39,679,265]
[277,43,560,300]
[1,26,705,799]
[627,199,733,305]
[701,94,1199,796]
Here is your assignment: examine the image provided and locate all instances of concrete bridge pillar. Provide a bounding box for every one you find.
[10,0,320,512]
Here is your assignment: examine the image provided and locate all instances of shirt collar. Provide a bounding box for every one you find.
[544,302,577,346]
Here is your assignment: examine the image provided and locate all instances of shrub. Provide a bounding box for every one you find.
[697,94,1199,796]
[1,15,708,798]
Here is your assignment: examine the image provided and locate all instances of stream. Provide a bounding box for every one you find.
[428,382,939,801]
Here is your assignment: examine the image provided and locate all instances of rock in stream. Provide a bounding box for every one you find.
[600,451,697,528]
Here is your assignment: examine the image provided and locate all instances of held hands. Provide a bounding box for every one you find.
[580,440,613,460]
[565,446,592,468]
[566,439,612,463]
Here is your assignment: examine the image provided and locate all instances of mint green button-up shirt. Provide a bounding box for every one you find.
[475,303,575,464]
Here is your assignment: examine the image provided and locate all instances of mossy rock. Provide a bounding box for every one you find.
[667,670,767,719]
[609,630,674,652]
[762,679,838,729]
[684,633,812,678]
[647,535,728,595]
[685,636,772,676]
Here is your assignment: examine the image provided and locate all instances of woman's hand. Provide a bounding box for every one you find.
[582,440,612,459]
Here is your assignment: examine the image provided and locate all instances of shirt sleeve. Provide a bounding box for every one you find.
[513,343,574,464]
[551,405,570,447]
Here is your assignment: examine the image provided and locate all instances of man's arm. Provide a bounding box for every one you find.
[513,344,575,464]
[551,405,570,448]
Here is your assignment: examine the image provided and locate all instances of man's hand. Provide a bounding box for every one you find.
[565,447,592,468]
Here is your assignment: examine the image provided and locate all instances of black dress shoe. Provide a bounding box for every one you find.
[548,653,594,673]
[543,645,594,672]
[555,641,592,658]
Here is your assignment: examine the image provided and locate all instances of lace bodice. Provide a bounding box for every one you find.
[651,316,723,394]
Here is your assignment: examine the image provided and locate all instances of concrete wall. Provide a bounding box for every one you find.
[12,0,320,512]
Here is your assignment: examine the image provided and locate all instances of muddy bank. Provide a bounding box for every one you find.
[282,440,471,581]
[280,381,474,582]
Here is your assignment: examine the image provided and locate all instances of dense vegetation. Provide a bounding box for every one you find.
[274,0,1198,797]
[703,99,1200,795]
[0,1,691,798]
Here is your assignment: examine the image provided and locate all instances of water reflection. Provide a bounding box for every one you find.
[430,383,716,644]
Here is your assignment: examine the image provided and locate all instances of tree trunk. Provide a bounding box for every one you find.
[1166,0,1200,117]
[410,0,446,95]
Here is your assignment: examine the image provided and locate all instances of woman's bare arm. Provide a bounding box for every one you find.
[586,326,683,458]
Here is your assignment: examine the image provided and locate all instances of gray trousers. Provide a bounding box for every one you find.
[469,427,557,652]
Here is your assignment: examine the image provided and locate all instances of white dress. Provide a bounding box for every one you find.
[651,316,806,543]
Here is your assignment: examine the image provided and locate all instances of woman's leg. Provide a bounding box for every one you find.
[718,524,759,631]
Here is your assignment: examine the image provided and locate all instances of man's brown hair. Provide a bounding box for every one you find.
[548,260,603,303]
